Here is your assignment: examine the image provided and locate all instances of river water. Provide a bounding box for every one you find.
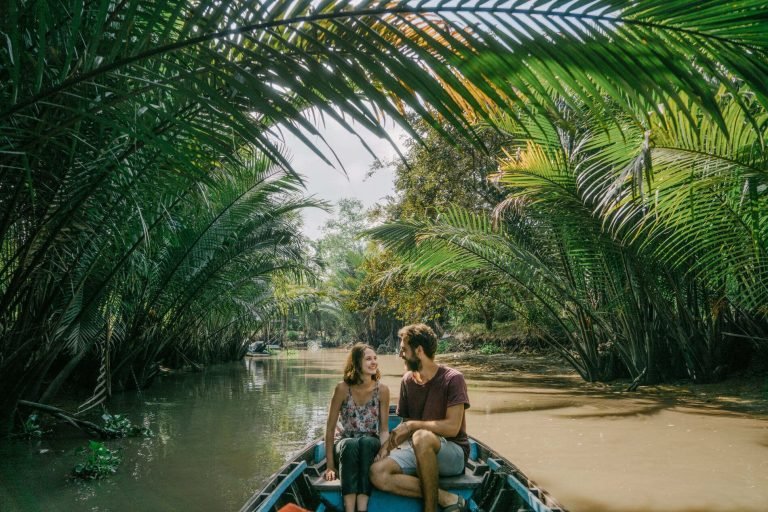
[1,350,766,512]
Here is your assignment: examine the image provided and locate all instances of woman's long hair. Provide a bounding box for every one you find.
[343,343,380,385]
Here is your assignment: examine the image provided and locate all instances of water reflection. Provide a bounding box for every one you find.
[243,358,266,391]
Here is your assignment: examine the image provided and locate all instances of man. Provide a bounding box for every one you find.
[370,324,469,512]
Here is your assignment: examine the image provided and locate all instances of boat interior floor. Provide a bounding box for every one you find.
[307,462,515,512]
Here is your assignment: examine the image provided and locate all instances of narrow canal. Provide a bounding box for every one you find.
[1,350,766,511]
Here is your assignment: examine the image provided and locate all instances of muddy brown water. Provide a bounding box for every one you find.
[0,349,766,511]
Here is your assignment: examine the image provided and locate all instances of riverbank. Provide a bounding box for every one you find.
[438,351,768,417]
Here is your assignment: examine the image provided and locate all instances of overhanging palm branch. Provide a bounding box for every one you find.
[491,98,751,382]
[4,2,768,166]
[579,91,768,311]
[39,144,315,395]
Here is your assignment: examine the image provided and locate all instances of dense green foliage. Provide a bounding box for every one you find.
[370,93,768,383]
[350,119,514,331]
[294,199,401,346]
[0,0,512,427]
[3,0,768,430]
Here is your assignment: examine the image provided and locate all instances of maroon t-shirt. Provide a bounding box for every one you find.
[396,365,471,460]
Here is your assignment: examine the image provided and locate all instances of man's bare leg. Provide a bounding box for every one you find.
[370,458,423,498]
[412,430,440,512]
[370,444,462,511]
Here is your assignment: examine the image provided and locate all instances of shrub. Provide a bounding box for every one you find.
[479,343,503,355]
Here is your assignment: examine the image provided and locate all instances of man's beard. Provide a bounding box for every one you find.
[405,356,421,372]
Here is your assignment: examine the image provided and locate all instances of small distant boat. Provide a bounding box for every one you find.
[241,406,567,512]
[246,341,279,358]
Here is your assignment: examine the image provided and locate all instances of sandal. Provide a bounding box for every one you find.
[442,495,468,512]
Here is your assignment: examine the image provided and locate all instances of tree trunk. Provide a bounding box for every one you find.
[17,400,112,438]
[483,309,494,331]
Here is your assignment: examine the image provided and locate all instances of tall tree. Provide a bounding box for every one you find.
[314,199,370,275]
[366,119,515,331]
[380,119,509,219]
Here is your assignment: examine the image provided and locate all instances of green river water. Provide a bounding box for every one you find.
[0,353,338,512]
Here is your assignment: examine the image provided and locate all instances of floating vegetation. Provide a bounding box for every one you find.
[15,413,48,439]
[72,441,122,480]
[101,412,153,438]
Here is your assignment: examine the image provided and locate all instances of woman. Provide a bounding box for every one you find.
[324,343,390,512]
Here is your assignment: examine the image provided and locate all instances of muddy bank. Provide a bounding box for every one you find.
[439,351,768,417]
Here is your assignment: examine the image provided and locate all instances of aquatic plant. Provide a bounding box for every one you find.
[18,414,46,439]
[101,412,152,438]
[72,441,122,480]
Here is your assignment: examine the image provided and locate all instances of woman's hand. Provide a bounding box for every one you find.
[324,468,337,481]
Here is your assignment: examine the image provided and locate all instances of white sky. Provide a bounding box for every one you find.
[281,117,407,240]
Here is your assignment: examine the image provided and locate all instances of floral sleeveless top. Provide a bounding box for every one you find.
[335,381,380,441]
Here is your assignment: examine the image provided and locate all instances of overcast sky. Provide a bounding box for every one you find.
[281,116,407,240]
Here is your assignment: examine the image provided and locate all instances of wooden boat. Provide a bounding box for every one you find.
[240,406,567,512]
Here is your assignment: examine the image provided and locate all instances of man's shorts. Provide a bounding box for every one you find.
[388,436,465,476]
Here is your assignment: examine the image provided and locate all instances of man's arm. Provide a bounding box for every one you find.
[402,403,464,438]
[386,402,465,451]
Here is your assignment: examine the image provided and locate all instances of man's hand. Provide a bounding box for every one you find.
[387,421,412,451]
[323,468,337,481]
[374,444,389,462]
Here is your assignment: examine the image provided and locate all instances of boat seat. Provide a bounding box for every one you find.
[311,466,484,493]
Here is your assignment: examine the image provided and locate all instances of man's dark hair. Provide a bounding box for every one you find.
[399,323,437,359]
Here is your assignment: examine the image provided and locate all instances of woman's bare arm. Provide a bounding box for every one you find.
[323,383,345,479]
